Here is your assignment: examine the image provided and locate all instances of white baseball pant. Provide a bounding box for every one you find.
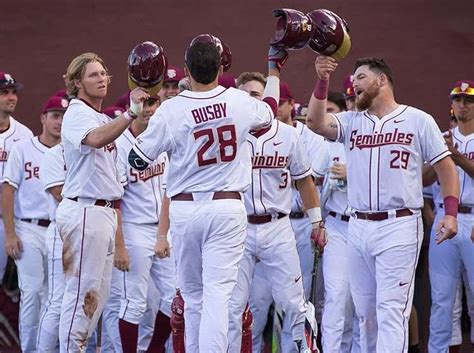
[322,214,360,353]
[170,194,247,353]
[348,213,422,353]
[15,219,48,353]
[0,218,8,282]
[37,222,65,352]
[56,198,117,353]
[429,211,474,352]
[228,216,306,353]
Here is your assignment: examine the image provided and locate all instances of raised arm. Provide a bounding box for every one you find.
[306,56,339,141]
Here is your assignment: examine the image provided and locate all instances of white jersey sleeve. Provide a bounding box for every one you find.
[288,132,312,180]
[62,108,98,154]
[2,142,23,189]
[332,110,356,143]
[420,115,451,165]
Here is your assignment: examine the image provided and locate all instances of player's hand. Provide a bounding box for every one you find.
[435,215,458,244]
[310,221,327,253]
[5,233,23,260]
[268,46,289,72]
[129,87,150,116]
[315,56,338,81]
[329,162,347,181]
[155,237,170,258]
[114,244,130,271]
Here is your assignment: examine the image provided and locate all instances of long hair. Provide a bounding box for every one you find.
[64,52,109,97]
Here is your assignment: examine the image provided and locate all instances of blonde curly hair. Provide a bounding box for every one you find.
[64,52,109,97]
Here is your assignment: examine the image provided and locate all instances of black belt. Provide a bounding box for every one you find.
[68,197,120,209]
[328,211,350,222]
[354,208,413,221]
[247,212,286,224]
[289,211,306,219]
[20,218,51,227]
[171,191,241,201]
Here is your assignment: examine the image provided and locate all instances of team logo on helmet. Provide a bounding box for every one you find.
[461,82,469,92]
[3,74,13,84]
[61,98,69,108]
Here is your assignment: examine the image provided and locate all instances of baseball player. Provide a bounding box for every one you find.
[129,36,284,352]
[227,74,326,352]
[37,141,66,352]
[0,72,33,282]
[114,94,176,353]
[318,91,360,353]
[57,52,149,352]
[158,65,185,102]
[3,95,65,352]
[306,56,459,353]
[428,80,474,353]
[342,75,356,112]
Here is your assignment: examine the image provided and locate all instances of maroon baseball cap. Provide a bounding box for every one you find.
[219,73,236,88]
[164,66,185,83]
[343,74,355,98]
[0,72,23,91]
[54,89,68,99]
[103,106,125,119]
[279,82,294,103]
[450,80,474,98]
[42,96,69,114]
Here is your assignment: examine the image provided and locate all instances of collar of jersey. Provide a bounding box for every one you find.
[178,85,226,99]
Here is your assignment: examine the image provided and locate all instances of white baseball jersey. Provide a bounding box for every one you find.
[39,143,66,221]
[320,141,351,216]
[245,120,312,215]
[3,136,50,219]
[451,126,474,206]
[116,128,167,224]
[132,86,274,197]
[333,105,450,211]
[61,99,124,200]
[0,116,33,214]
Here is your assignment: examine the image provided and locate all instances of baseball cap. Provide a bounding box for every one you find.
[343,74,355,98]
[0,72,23,91]
[103,106,125,119]
[279,82,294,103]
[219,73,236,89]
[54,89,68,99]
[164,66,185,83]
[42,96,69,114]
[450,80,474,98]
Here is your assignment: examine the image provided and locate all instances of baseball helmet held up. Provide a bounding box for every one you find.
[127,41,168,96]
[185,34,232,72]
[306,9,351,61]
[269,8,314,50]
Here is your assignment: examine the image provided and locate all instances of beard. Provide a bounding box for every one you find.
[356,82,380,111]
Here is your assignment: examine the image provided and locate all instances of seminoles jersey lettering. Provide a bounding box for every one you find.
[61,99,124,200]
[132,85,273,197]
[452,127,474,206]
[3,137,50,219]
[333,105,450,211]
[245,120,312,215]
[116,129,166,224]
[40,143,66,221]
[0,117,33,215]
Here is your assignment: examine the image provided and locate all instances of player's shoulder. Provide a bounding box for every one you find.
[402,105,434,122]
[9,117,33,138]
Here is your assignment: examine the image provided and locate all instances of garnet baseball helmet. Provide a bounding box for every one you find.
[269,8,314,50]
[306,9,351,61]
[127,41,168,96]
[185,34,232,72]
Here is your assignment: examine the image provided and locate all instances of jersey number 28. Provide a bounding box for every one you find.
[194,125,237,166]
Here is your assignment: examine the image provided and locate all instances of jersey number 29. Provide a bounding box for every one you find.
[194,125,237,166]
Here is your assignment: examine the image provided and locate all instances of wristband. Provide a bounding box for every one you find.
[443,196,459,218]
[313,79,329,100]
[307,207,322,225]
[123,111,135,121]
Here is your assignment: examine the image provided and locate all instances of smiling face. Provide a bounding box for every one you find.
[352,65,382,111]
[238,80,265,100]
[76,61,109,101]
[0,88,18,115]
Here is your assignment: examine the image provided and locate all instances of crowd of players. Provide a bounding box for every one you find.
[0,36,472,353]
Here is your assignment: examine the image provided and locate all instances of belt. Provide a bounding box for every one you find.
[247,212,286,225]
[439,204,473,214]
[328,211,350,222]
[68,197,120,209]
[289,211,306,219]
[354,208,413,221]
[171,191,241,201]
[20,218,51,227]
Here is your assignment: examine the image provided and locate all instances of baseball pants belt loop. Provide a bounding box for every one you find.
[328,211,350,222]
[289,211,306,219]
[19,218,51,227]
[67,197,119,209]
[247,212,287,224]
[354,208,413,221]
[171,191,241,201]
[438,203,473,214]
